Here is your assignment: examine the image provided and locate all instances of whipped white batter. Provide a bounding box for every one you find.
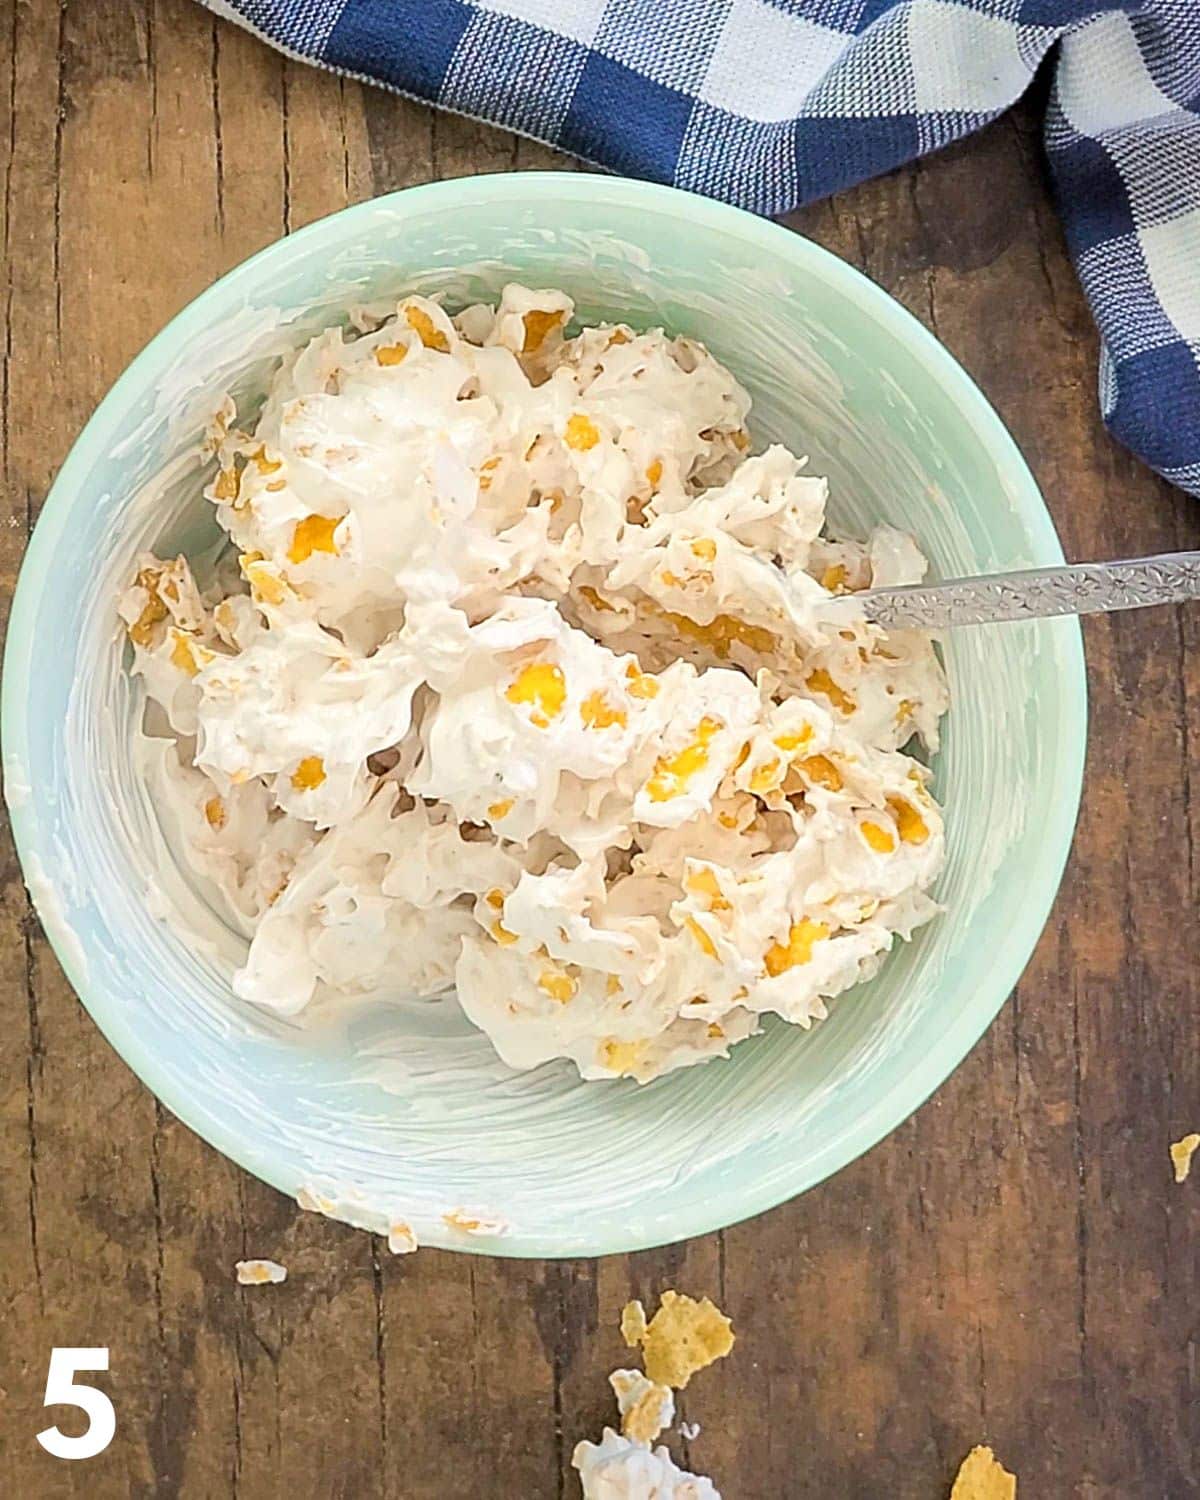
[120,284,948,1084]
[574,1427,718,1500]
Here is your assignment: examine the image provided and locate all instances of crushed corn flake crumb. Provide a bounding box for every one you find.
[950,1445,1016,1500]
[685,866,730,911]
[538,968,577,1003]
[167,632,196,676]
[405,304,449,351]
[213,467,240,503]
[620,1299,648,1347]
[611,1369,675,1445]
[800,754,843,792]
[806,667,856,715]
[288,514,341,565]
[646,716,721,802]
[506,660,566,728]
[632,1290,735,1390]
[600,1038,650,1076]
[522,308,563,353]
[749,756,781,794]
[580,691,628,731]
[860,819,896,854]
[683,915,718,960]
[565,412,601,451]
[664,608,776,661]
[624,663,660,699]
[291,755,327,792]
[887,794,929,845]
[1170,1132,1200,1183]
[764,919,829,977]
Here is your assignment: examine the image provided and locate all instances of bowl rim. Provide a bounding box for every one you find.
[2,171,1088,1257]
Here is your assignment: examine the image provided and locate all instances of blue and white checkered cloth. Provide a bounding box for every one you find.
[206,0,1200,496]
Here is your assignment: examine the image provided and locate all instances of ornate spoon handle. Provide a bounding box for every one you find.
[856,551,1200,630]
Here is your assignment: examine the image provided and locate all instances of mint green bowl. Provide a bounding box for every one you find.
[2,174,1086,1256]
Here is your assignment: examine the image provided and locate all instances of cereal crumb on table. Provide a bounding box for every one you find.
[950,1445,1016,1500]
[235,1258,287,1286]
[1170,1133,1200,1183]
[620,1299,648,1347]
[631,1290,735,1390]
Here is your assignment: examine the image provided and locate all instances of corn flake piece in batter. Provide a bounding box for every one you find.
[610,1369,675,1445]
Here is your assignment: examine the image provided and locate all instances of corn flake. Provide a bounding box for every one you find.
[291,755,327,792]
[521,308,563,354]
[620,1299,648,1347]
[404,303,450,352]
[565,413,601,451]
[600,1039,649,1076]
[506,660,566,728]
[288,514,341,565]
[1170,1132,1200,1183]
[806,667,856,715]
[634,1290,735,1389]
[950,1445,1016,1500]
[610,1369,674,1445]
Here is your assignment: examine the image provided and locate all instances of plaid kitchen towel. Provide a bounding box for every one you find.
[205,0,1200,496]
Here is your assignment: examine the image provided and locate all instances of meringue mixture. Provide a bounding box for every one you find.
[120,283,948,1084]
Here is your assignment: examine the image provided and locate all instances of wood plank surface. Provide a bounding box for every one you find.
[1,3,1197,1496]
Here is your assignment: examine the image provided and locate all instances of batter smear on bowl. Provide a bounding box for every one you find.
[119,284,949,1083]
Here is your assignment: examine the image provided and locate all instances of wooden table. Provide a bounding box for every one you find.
[2,3,1197,1495]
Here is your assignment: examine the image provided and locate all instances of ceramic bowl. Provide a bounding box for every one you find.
[2,174,1086,1255]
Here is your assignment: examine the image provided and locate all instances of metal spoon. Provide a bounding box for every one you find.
[853,551,1200,630]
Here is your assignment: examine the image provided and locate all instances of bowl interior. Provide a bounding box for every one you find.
[2,176,1085,1255]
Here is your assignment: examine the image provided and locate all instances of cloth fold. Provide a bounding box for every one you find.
[205,0,1200,496]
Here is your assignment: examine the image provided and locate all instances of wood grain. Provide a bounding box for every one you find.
[1,4,1197,1496]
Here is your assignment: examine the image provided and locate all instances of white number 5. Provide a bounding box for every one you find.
[36,1348,115,1460]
